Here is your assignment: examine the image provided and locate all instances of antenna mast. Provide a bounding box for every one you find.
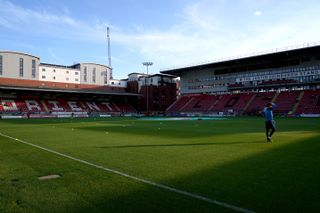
[107,26,113,79]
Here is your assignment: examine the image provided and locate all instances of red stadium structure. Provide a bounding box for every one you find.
[0,50,179,118]
[165,90,320,116]
[0,86,138,118]
[162,43,320,117]
[1,44,320,118]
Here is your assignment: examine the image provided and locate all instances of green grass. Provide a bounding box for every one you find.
[0,117,319,213]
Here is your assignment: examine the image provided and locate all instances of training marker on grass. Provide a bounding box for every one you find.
[0,132,254,213]
[38,174,61,180]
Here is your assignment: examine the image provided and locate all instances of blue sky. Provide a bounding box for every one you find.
[1,0,320,79]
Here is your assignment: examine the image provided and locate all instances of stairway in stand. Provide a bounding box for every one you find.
[290,91,304,115]
[242,94,256,115]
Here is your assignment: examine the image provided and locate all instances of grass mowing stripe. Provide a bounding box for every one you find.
[0,132,254,213]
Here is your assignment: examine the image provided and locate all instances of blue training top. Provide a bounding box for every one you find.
[263,103,276,121]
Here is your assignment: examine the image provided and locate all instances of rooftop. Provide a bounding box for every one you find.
[0,50,40,59]
[0,85,140,96]
[161,42,320,76]
[40,63,77,69]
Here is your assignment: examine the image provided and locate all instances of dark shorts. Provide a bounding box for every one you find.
[265,120,275,130]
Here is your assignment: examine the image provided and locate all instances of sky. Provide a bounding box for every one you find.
[1,0,320,79]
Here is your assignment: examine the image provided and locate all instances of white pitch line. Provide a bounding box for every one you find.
[0,132,254,213]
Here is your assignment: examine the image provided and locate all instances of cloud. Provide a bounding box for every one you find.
[123,1,320,70]
[254,11,262,16]
[1,0,320,76]
[0,0,109,42]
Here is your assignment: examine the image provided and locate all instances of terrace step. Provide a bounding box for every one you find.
[166,98,178,112]
[271,92,280,103]
[180,97,195,111]
[41,100,49,112]
[291,91,305,114]
[242,94,256,115]
[208,95,222,112]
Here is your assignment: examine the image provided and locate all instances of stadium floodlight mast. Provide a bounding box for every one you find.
[107,26,113,80]
[142,62,153,113]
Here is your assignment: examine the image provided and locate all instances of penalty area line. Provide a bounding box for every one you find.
[0,132,254,213]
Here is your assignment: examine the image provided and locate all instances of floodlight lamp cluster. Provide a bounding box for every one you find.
[142,62,153,66]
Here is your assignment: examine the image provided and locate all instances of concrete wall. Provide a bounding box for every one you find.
[80,63,110,86]
[0,51,40,80]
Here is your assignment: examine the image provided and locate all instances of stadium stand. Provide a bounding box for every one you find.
[258,79,297,86]
[224,93,254,113]
[162,43,320,116]
[166,90,320,115]
[296,90,320,114]
[0,98,136,114]
[166,95,191,112]
[273,91,300,114]
[245,92,276,115]
[2,45,320,118]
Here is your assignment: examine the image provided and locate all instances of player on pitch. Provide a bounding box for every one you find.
[263,102,276,142]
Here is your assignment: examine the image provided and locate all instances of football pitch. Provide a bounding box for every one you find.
[0,117,319,213]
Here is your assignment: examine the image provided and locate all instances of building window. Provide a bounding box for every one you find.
[66,70,69,74]
[42,68,46,72]
[75,72,79,75]
[19,58,24,77]
[42,75,46,79]
[53,76,56,80]
[75,78,79,82]
[66,77,69,81]
[84,66,87,82]
[93,68,96,83]
[0,55,3,75]
[53,69,56,73]
[32,59,36,78]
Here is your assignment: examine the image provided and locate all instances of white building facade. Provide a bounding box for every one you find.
[0,51,115,87]
[39,63,80,84]
[109,79,127,87]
